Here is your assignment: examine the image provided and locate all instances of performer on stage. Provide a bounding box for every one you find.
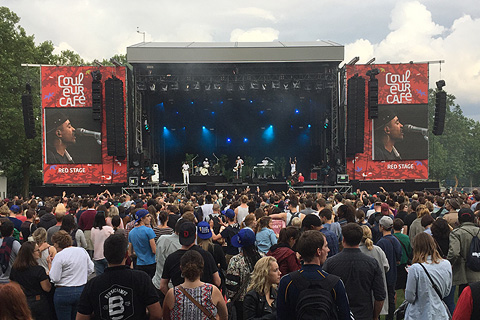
[182,161,190,184]
[234,156,244,178]
[289,157,297,175]
[46,112,76,164]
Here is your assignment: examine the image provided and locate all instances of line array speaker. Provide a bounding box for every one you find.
[22,93,36,139]
[346,75,366,157]
[433,91,446,135]
[105,77,126,159]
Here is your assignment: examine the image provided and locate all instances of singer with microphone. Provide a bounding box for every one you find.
[373,108,404,161]
[46,112,77,164]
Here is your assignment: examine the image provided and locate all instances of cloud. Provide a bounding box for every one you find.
[234,7,277,22]
[344,1,480,121]
[230,28,280,42]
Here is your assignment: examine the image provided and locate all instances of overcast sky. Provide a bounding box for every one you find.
[5,0,480,121]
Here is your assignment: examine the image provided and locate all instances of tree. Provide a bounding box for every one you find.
[0,7,57,198]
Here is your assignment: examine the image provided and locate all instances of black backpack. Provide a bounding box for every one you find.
[465,229,480,272]
[290,271,340,320]
[209,214,223,235]
[288,211,300,226]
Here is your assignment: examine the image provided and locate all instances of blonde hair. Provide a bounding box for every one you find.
[32,227,47,245]
[361,225,374,251]
[291,217,302,228]
[416,204,429,218]
[197,237,213,252]
[247,256,278,294]
[55,203,66,215]
[108,206,119,217]
[412,232,442,264]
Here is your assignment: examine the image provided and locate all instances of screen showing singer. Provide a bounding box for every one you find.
[45,108,102,164]
[372,105,428,161]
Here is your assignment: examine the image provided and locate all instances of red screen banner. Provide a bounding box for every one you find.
[345,63,429,181]
[41,66,128,184]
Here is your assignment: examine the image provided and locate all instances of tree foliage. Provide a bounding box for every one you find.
[428,89,480,187]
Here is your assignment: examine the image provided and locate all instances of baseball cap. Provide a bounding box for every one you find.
[222,209,235,220]
[179,221,196,246]
[459,208,474,219]
[10,205,20,213]
[231,228,256,248]
[135,209,149,223]
[379,216,393,229]
[197,221,212,239]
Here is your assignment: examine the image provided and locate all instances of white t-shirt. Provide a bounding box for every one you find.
[50,246,94,286]
[182,163,189,172]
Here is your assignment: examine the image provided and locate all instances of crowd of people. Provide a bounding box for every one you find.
[1,187,480,319]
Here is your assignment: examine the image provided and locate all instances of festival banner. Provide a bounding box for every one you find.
[41,66,127,184]
[345,63,429,180]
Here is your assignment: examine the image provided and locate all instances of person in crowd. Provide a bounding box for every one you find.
[300,199,317,217]
[447,208,480,295]
[242,214,257,232]
[105,205,124,229]
[444,198,460,228]
[163,250,227,320]
[76,233,162,320]
[128,209,156,278]
[20,209,37,243]
[404,232,452,319]
[452,280,480,319]
[235,195,250,227]
[337,204,356,225]
[212,208,239,265]
[90,211,114,276]
[60,214,87,248]
[408,204,429,245]
[421,214,435,235]
[255,216,277,254]
[77,199,97,257]
[160,221,221,296]
[197,221,227,286]
[359,225,390,316]
[32,227,56,274]
[276,230,353,320]
[267,226,301,277]
[376,216,402,320]
[152,210,173,242]
[301,214,339,257]
[8,204,24,231]
[319,207,342,242]
[226,228,262,320]
[37,204,56,231]
[392,218,411,292]
[111,215,126,237]
[46,208,65,245]
[0,281,33,320]
[324,223,386,320]
[50,230,93,320]
[152,219,184,305]
[244,256,281,320]
[431,217,456,314]
[0,219,21,283]
[356,209,371,227]
[10,241,53,320]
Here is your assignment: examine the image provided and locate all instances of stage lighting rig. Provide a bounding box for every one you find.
[347,56,360,65]
[110,58,122,67]
[365,58,376,65]
[93,60,103,67]
[436,80,446,90]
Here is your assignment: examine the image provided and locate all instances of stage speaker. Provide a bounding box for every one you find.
[105,77,126,159]
[368,78,379,119]
[337,174,349,184]
[22,93,36,139]
[129,176,139,187]
[346,75,365,157]
[92,80,102,121]
[433,91,446,135]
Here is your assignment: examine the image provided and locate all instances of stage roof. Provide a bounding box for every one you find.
[127,41,344,64]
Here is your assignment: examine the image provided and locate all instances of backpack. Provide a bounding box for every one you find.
[209,214,223,235]
[465,229,480,272]
[290,271,340,320]
[288,211,300,226]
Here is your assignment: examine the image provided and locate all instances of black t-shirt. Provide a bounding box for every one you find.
[395,210,408,222]
[166,214,180,230]
[77,265,159,319]
[162,245,218,286]
[208,243,228,271]
[10,265,49,297]
[220,224,240,255]
[20,221,37,242]
[404,212,417,230]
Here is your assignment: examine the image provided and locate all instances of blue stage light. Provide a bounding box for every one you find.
[295,109,299,114]
[163,126,167,130]
[308,124,311,128]
[244,138,248,143]
[227,138,231,143]
[220,101,224,104]
[250,100,253,104]
[211,111,215,115]
[202,126,206,130]
[260,110,264,114]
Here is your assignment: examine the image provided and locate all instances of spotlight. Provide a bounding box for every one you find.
[295,109,300,114]
[202,126,206,129]
[227,138,231,143]
[110,58,122,67]
[192,81,201,90]
[308,124,311,128]
[282,81,290,90]
[272,80,280,89]
[93,59,103,67]
[365,57,376,65]
[243,138,248,143]
[436,80,446,90]
[238,83,245,91]
[213,83,222,90]
[204,83,212,91]
[250,81,259,90]
[149,82,156,92]
[160,82,168,92]
[347,56,360,65]
[292,80,301,89]
[261,83,267,91]
[170,82,179,91]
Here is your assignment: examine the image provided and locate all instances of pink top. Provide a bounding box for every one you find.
[90,225,114,260]
[105,217,124,229]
